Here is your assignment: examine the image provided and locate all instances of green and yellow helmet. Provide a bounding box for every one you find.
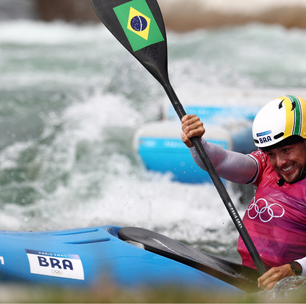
[252,95,306,149]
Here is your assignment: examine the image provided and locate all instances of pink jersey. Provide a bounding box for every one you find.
[237,149,306,269]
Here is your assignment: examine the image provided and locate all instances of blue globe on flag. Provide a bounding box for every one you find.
[130,16,148,32]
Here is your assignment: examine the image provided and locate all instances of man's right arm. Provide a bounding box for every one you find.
[189,138,258,184]
[181,114,258,184]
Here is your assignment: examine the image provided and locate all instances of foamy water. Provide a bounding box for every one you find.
[1,20,306,261]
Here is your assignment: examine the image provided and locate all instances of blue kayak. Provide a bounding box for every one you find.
[0,225,259,293]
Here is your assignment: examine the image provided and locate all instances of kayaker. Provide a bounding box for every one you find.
[180,95,306,290]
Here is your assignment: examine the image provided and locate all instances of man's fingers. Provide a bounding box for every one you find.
[180,132,193,148]
[182,116,204,137]
[181,114,205,148]
[258,264,294,291]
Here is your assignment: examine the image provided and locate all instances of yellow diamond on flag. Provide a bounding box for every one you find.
[127,7,151,40]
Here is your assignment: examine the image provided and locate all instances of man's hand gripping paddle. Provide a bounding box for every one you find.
[90,0,267,276]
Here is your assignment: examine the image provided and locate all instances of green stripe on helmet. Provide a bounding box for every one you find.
[287,95,302,136]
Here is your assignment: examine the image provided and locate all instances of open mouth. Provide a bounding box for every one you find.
[281,165,294,173]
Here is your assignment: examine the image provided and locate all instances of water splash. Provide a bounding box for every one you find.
[258,276,306,302]
[1,20,306,260]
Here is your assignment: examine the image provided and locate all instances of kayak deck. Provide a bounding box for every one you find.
[0,225,259,292]
[119,227,259,293]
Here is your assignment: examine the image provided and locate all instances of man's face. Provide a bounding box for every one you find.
[265,140,306,184]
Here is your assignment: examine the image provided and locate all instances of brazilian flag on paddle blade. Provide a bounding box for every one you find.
[113,0,164,52]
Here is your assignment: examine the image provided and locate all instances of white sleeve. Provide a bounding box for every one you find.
[189,138,258,184]
[295,258,306,276]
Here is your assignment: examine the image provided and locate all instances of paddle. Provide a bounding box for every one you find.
[90,0,267,276]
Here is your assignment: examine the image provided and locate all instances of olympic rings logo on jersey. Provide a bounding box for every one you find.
[247,198,285,222]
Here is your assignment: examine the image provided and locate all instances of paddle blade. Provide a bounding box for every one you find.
[91,0,170,86]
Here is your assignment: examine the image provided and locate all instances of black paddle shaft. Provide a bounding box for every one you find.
[90,0,266,276]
